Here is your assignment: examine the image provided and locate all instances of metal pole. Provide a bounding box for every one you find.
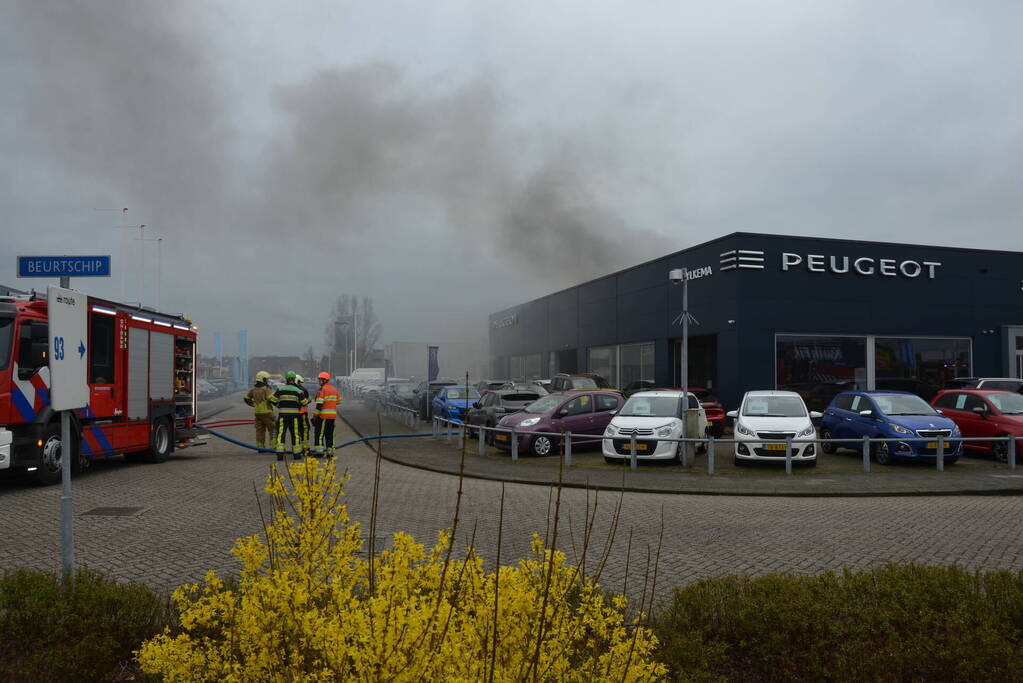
[681,270,689,459]
[120,208,127,301]
[156,237,162,310]
[59,274,73,578]
[456,422,463,449]
[862,435,870,472]
[479,426,486,457]
[1010,436,1017,471]
[138,224,145,304]
[353,305,359,371]
[785,437,792,475]
[630,433,637,472]
[936,437,944,472]
[511,429,518,462]
[565,431,572,467]
[707,435,715,474]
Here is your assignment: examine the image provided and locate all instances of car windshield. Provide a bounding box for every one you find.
[524,394,564,414]
[620,396,681,418]
[445,388,480,399]
[742,396,807,417]
[0,318,12,371]
[987,392,1023,415]
[873,394,936,415]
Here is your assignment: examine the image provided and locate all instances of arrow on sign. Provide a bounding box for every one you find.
[78,340,86,359]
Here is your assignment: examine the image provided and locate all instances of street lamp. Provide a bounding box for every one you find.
[670,267,700,465]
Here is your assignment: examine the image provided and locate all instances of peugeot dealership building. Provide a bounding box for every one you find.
[488,233,1023,411]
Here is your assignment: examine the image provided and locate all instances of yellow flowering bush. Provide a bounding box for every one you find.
[137,458,665,681]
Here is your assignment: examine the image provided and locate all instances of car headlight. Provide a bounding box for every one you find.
[951,426,961,435]
[519,417,540,428]
[889,423,913,435]
[797,424,815,438]
[656,424,675,438]
[736,422,755,437]
[604,424,618,437]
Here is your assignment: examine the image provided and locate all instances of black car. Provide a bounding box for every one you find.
[549,373,610,392]
[414,379,458,420]
[384,381,418,410]
[466,388,546,442]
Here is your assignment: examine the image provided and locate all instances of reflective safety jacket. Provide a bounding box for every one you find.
[269,383,309,414]
[299,385,310,415]
[244,383,275,415]
[315,383,340,419]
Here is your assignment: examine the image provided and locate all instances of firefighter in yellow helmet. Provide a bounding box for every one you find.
[244,370,276,450]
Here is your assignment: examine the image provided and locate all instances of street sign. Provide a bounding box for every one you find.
[47,286,89,411]
[18,255,111,278]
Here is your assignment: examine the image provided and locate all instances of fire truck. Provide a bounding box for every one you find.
[0,291,200,485]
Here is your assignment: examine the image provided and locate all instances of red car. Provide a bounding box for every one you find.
[931,389,1023,462]
[688,388,726,437]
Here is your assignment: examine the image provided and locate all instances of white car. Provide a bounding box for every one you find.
[602,390,708,464]
[727,390,821,466]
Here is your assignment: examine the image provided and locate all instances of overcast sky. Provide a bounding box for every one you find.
[3,1,1022,357]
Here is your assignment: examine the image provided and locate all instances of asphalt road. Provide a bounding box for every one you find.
[2,404,1022,608]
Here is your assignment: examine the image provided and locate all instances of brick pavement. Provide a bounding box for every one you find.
[2,404,1023,609]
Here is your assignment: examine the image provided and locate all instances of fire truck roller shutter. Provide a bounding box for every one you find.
[128,328,149,420]
[149,332,174,402]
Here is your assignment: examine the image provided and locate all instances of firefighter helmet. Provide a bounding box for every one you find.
[318,372,330,381]
[255,370,270,381]
[285,371,297,381]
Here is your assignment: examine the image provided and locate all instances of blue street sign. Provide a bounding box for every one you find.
[17,255,111,278]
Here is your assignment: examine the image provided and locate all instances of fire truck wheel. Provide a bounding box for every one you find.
[145,418,173,464]
[29,423,76,486]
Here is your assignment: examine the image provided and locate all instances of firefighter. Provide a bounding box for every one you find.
[243,370,276,450]
[312,371,340,457]
[296,374,311,457]
[269,371,308,460]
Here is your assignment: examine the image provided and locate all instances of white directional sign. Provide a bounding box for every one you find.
[47,286,88,411]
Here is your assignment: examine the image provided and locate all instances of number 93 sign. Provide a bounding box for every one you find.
[47,286,88,411]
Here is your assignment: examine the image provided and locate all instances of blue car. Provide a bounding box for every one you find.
[431,385,482,423]
[820,390,961,465]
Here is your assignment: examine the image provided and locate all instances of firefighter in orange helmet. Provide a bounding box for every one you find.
[312,371,340,457]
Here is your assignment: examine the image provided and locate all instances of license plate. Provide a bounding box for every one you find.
[764,443,788,451]
[495,433,508,442]
[927,441,937,449]
[633,443,648,452]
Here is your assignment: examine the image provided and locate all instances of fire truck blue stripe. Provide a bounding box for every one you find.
[11,389,35,422]
[88,425,114,455]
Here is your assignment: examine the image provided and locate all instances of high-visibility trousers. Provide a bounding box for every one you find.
[254,413,275,449]
[276,413,303,456]
[313,416,336,456]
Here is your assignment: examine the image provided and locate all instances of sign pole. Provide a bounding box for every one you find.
[58,276,74,578]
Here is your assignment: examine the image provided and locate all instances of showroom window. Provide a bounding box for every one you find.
[510,353,545,381]
[588,346,619,386]
[776,335,867,412]
[620,343,656,388]
[874,337,970,401]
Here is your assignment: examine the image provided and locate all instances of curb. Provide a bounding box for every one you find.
[340,414,1023,498]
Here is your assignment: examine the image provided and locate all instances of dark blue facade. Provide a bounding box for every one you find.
[489,232,1023,411]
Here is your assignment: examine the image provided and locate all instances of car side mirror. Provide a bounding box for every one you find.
[972,406,988,418]
[726,410,738,419]
[809,411,822,419]
[858,409,875,418]
[558,409,568,416]
[473,401,480,409]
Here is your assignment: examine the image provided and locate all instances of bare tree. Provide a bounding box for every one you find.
[324,295,382,373]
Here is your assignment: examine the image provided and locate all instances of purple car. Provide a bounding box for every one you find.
[493,390,624,457]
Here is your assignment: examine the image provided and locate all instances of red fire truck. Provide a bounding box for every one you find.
[0,291,200,485]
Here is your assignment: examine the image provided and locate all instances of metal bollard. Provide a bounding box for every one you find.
[937,437,944,472]
[446,420,452,444]
[862,435,870,472]
[478,426,486,457]
[511,429,518,462]
[785,437,792,475]
[1010,437,1017,471]
[630,434,638,472]
[565,432,572,467]
[456,423,463,449]
[707,435,715,474]
[432,417,437,438]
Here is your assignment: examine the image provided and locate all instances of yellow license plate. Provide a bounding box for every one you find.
[927,442,937,449]
[495,433,508,442]
[632,443,648,452]
[764,443,788,451]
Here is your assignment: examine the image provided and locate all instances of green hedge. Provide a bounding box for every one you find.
[654,564,1023,682]
[0,567,173,682]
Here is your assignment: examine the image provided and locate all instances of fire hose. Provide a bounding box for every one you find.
[195,419,433,454]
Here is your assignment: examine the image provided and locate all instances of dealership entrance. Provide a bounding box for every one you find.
[673,334,717,391]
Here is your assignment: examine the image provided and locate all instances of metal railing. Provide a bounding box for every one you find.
[421,415,1020,475]
[381,402,419,428]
